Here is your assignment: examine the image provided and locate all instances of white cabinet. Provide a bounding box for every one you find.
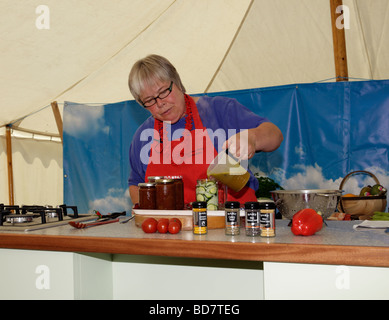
[0,249,112,299]
[111,255,264,300]
[264,262,389,299]
[1,248,389,299]
[0,249,264,300]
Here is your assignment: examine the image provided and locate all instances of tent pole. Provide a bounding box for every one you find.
[51,101,63,143]
[330,0,349,81]
[5,125,14,205]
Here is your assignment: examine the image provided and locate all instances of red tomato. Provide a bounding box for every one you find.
[157,218,169,233]
[344,214,351,221]
[168,221,181,234]
[141,218,157,233]
[169,218,182,229]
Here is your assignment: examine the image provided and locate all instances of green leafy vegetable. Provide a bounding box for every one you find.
[254,174,284,199]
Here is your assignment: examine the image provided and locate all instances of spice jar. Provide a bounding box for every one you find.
[155,179,176,210]
[259,201,276,237]
[138,182,156,209]
[224,201,240,235]
[245,201,260,236]
[192,201,207,234]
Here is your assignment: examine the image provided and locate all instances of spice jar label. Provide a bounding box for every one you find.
[226,211,238,223]
[193,209,207,234]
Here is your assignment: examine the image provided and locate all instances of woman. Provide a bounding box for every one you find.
[128,54,283,205]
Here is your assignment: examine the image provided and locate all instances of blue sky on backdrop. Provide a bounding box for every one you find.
[63,80,389,214]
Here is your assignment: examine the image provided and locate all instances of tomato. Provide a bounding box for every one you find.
[157,218,169,233]
[141,218,157,233]
[168,221,181,234]
[169,218,182,229]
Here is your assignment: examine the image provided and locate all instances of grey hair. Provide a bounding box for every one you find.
[128,54,186,105]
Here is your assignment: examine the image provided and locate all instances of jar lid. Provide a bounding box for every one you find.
[258,202,276,209]
[192,201,207,208]
[225,201,240,209]
[244,201,260,209]
[197,178,216,184]
[168,176,183,180]
[138,182,156,187]
[155,179,174,184]
[148,176,165,182]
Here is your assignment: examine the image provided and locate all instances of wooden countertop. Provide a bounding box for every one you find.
[1,219,389,267]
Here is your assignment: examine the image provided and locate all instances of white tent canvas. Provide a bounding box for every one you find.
[1,0,388,205]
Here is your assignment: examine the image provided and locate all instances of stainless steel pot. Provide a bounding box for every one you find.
[270,189,343,220]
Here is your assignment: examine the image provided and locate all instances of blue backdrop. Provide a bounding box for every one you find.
[63,80,389,214]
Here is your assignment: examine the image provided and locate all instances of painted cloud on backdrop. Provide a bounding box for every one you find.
[254,163,388,196]
[88,188,131,215]
[63,104,110,138]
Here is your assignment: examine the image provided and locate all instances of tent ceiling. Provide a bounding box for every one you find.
[1,0,388,136]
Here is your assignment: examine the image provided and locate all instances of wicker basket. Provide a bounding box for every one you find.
[338,170,387,219]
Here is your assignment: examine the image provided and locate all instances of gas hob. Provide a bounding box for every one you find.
[0,204,93,232]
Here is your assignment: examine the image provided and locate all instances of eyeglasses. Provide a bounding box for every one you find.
[141,81,173,108]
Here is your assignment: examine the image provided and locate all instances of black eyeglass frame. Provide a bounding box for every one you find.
[141,81,173,108]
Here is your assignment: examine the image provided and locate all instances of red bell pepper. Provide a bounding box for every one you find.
[291,208,323,236]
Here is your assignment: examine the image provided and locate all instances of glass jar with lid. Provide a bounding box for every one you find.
[192,201,207,235]
[174,177,184,210]
[245,201,260,236]
[138,182,156,209]
[155,179,176,210]
[259,201,276,237]
[224,201,240,235]
[195,178,218,211]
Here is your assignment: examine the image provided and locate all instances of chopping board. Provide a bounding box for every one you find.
[133,209,227,231]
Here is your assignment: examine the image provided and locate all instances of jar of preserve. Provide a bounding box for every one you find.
[138,183,156,209]
[173,177,184,210]
[155,179,176,210]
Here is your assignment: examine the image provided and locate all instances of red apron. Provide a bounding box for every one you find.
[145,95,257,205]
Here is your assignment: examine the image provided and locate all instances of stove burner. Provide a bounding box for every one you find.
[6,214,35,224]
[0,204,80,226]
[46,210,58,218]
